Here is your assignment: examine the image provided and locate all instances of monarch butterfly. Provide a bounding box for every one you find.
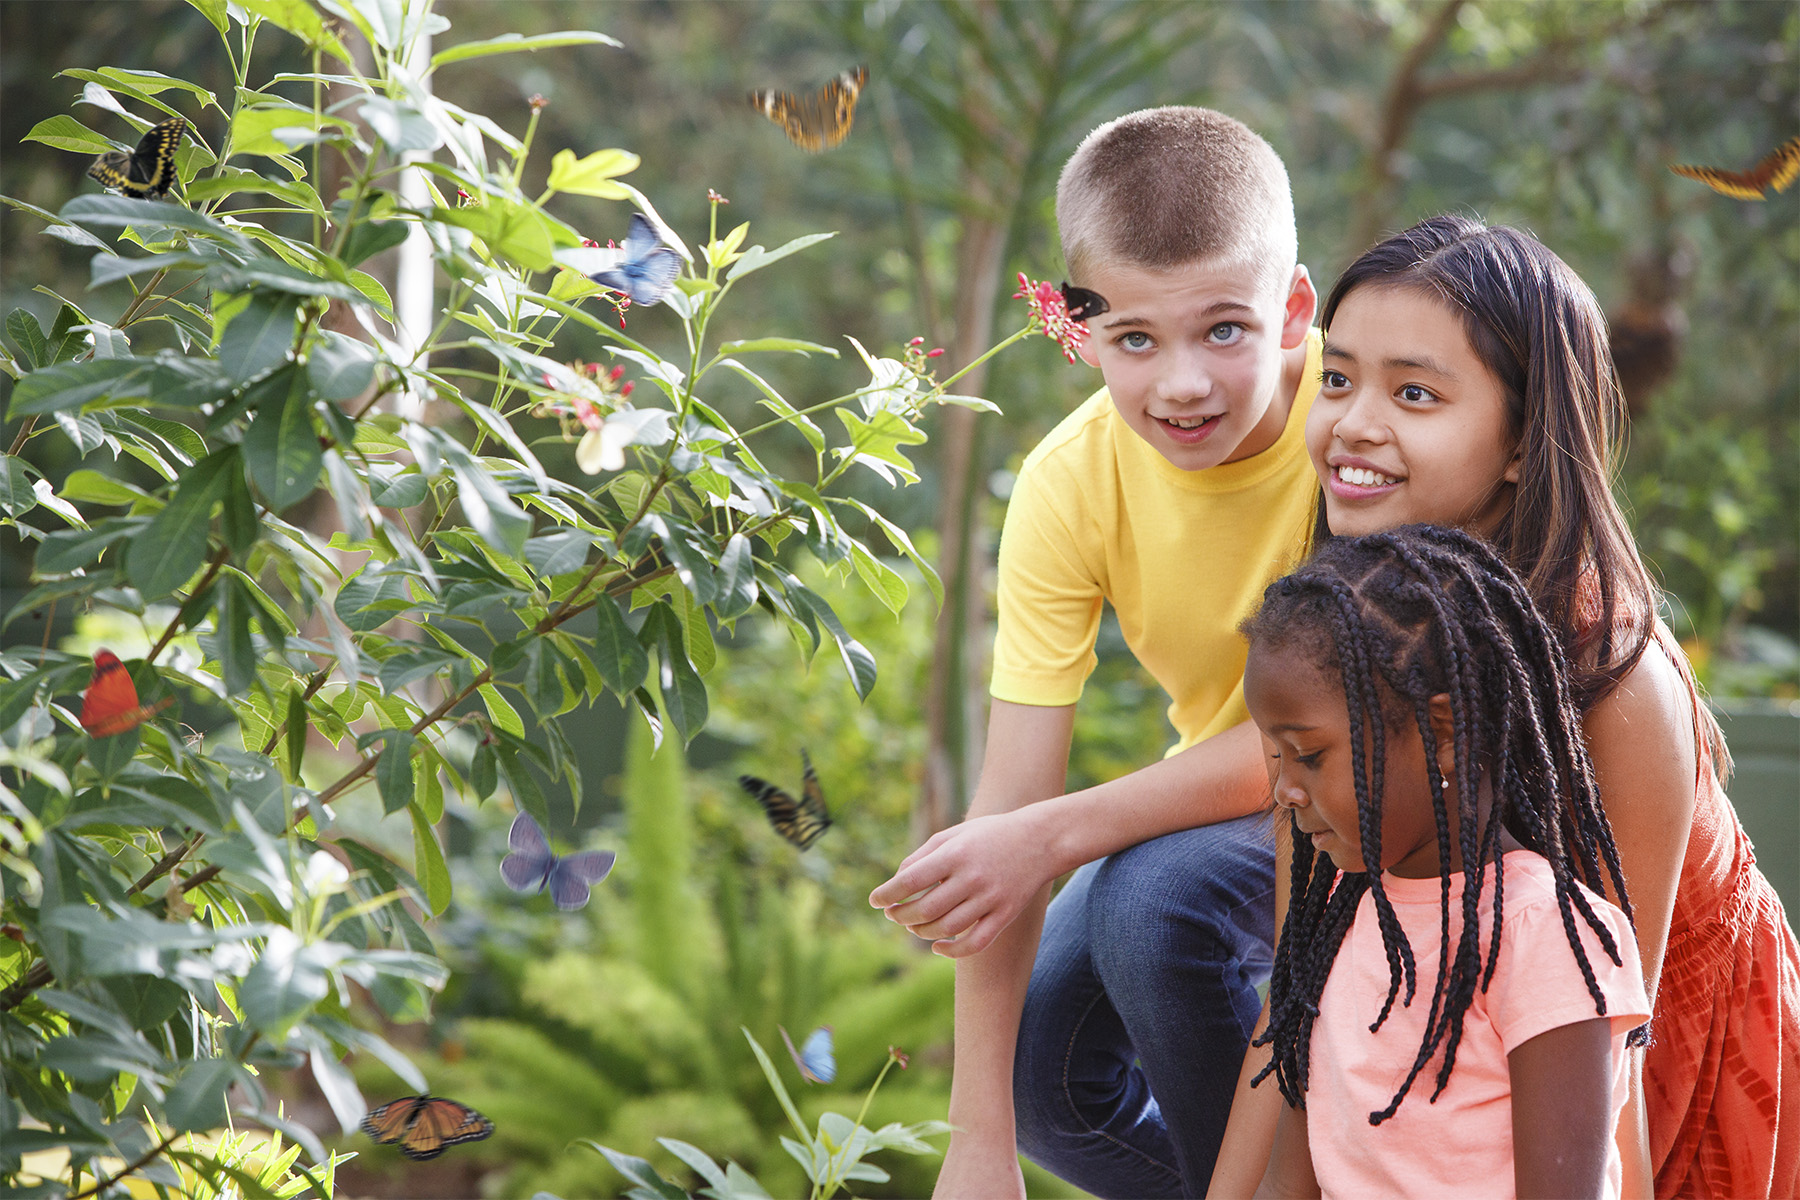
[748,67,867,152]
[87,117,186,200]
[738,750,831,849]
[779,1024,837,1084]
[359,1095,494,1160]
[1669,136,1800,200]
[80,650,174,737]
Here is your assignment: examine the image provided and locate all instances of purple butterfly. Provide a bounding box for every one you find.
[500,812,616,911]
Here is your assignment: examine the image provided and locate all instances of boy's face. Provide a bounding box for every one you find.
[1077,253,1315,471]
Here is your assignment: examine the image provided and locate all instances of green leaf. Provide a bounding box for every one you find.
[164,1057,241,1132]
[545,147,640,199]
[379,644,463,694]
[726,232,836,282]
[305,332,377,403]
[7,308,49,368]
[218,291,297,381]
[219,462,259,556]
[785,577,878,700]
[127,447,234,600]
[183,169,325,217]
[579,1143,690,1200]
[7,358,152,418]
[431,30,621,67]
[468,741,497,800]
[340,218,409,269]
[23,115,113,155]
[0,456,37,518]
[213,575,258,694]
[410,804,451,915]
[480,683,524,737]
[835,408,927,483]
[740,1028,811,1142]
[213,258,371,305]
[229,102,346,161]
[59,194,253,253]
[715,533,759,620]
[429,200,555,272]
[718,359,824,452]
[334,565,412,632]
[242,368,322,509]
[184,0,228,33]
[647,603,707,743]
[716,337,838,358]
[372,729,416,815]
[848,499,942,607]
[239,927,343,1035]
[284,688,308,780]
[851,543,908,616]
[590,597,649,698]
[84,66,218,106]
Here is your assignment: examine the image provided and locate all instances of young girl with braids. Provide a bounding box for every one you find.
[1243,526,1652,1199]
[1214,215,1797,1199]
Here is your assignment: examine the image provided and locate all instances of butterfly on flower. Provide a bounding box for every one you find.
[499,811,616,911]
[779,1024,837,1084]
[1060,283,1109,322]
[87,117,186,200]
[583,212,683,307]
[80,650,174,738]
[749,66,868,153]
[738,750,831,850]
[1669,136,1800,200]
[360,1095,494,1161]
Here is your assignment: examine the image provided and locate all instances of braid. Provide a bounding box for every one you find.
[1242,524,1647,1120]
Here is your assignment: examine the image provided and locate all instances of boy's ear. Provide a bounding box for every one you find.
[1280,265,1317,350]
[1427,693,1457,783]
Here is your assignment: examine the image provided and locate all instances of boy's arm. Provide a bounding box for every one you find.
[1510,1018,1616,1199]
[930,698,1074,1200]
[873,718,1269,954]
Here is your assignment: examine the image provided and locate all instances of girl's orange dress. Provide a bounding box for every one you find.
[1645,686,1800,1199]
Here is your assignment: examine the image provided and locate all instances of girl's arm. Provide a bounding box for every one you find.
[1253,1099,1319,1199]
[1510,1017,1617,1198]
[1209,815,1294,1197]
[1581,635,1702,1194]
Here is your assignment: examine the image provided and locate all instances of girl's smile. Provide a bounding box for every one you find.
[1308,285,1522,537]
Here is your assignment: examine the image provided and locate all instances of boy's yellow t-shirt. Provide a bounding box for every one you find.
[990,329,1322,754]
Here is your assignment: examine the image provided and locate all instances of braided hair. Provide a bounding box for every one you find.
[1243,524,1642,1125]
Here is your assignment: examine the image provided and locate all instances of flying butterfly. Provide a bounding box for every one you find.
[80,650,174,738]
[500,811,616,911]
[738,750,831,850]
[779,1024,837,1085]
[360,1095,494,1161]
[87,117,186,200]
[586,211,683,307]
[749,66,868,153]
[1669,136,1800,201]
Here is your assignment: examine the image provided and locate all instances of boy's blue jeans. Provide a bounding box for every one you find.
[1013,812,1277,1199]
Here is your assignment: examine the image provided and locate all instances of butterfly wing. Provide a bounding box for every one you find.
[749,67,865,152]
[738,752,831,850]
[89,118,184,199]
[779,1025,836,1084]
[591,213,682,306]
[623,248,682,306]
[545,850,616,911]
[500,811,554,893]
[1669,161,1767,201]
[80,650,172,737]
[619,211,659,259]
[362,1095,493,1161]
[1763,136,1800,194]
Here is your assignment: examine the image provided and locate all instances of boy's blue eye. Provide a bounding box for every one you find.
[1118,331,1152,351]
[1207,322,1245,345]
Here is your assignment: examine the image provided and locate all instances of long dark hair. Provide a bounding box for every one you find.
[1319,215,1728,776]
[1244,525,1642,1124]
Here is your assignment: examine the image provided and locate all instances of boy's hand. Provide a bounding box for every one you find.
[870,807,1059,957]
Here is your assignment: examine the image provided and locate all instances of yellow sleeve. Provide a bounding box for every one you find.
[989,460,1103,707]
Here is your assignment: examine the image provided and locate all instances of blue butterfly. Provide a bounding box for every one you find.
[500,812,616,911]
[589,212,682,307]
[779,1024,836,1085]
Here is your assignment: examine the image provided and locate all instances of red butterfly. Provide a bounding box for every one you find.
[80,650,173,737]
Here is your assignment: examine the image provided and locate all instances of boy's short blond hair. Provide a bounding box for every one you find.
[1057,106,1298,294]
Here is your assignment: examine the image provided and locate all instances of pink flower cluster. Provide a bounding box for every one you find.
[903,335,945,375]
[1013,272,1088,364]
[537,361,633,434]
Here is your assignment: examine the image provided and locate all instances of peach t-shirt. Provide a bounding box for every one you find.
[1306,852,1651,1199]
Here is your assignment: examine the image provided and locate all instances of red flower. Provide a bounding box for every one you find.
[528,94,549,112]
[1013,272,1089,364]
[708,188,730,205]
[582,237,601,248]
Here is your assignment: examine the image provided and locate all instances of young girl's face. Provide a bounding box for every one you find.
[1244,639,1447,878]
[1308,285,1521,538]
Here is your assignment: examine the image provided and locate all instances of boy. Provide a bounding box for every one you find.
[870,107,1320,1198]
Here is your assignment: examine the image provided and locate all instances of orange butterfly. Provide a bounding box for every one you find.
[360,1095,494,1160]
[749,67,868,152]
[1669,136,1800,200]
[80,650,173,737]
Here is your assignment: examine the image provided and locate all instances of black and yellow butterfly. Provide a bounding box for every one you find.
[87,117,186,200]
[739,750,831,849]
[1669,136,1800,201]
[749,67,868,153]
[360,1095,494,1161]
